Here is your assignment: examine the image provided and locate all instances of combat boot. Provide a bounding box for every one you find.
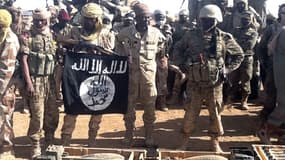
[61,134,71,146]
[211,136,223,154]
[44,132,54,149]
[122,123,134,146]
[238,95,249,110]
[31,141,41,159]
[145,126,155,148]
[156,95,168,111]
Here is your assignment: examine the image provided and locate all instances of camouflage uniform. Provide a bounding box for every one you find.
[0,10,19,155]
[60,3,115,147]
[115,23,165,146]
[230,12,258,110]
[176,4,243,152]
[221,0,262,33]
[20,8,58,158]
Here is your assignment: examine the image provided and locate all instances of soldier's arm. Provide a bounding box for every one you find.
[244,30,258,51]
[171,33,189,66]
[224,33,244,73]
[19,35,33,88]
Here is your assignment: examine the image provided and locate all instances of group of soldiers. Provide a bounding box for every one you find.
[0,0,284,159]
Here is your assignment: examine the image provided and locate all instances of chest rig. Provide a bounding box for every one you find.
[186,30,226,87]
[28,33,55,76]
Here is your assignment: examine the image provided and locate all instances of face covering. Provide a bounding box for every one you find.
[200,18,216,32]
[83,17,97,33]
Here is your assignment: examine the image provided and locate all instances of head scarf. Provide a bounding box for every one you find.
[0,9,12,44]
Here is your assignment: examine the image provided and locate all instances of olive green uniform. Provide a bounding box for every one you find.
[115,25,165,146]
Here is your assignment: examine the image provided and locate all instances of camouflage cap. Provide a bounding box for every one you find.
[32,8,51,20]
[132,3,151,17]
[0,9,11,28]
[81,3,103,18]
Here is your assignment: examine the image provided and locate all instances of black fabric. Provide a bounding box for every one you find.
[62,52,129,115]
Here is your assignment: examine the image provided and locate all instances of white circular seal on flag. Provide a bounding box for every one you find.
[79,75,115,111]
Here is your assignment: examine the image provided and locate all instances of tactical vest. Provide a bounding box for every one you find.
[28,33,55,76]
[186,30,225,87]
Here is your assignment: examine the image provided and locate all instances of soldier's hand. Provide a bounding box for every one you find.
[26,82,35,96]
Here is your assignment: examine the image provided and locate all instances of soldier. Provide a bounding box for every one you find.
[153,10,171,111]
[60,3,115,147]
[221,0,262,33]
[52,9,72,101]
[115,2,166,147]
[167,9,193,105]
[20,8,58,158]
[257,4,285,144]
[175,5,243,152]
[0,9,19,158]
[112,10,135,34]
[153,9,166,29]
[229,11,258,110]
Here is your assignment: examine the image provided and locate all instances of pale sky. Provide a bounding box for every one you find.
[14,0,285,17]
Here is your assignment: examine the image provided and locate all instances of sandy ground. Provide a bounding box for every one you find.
[11,97,268,159]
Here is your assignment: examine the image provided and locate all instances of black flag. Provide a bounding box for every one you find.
[62,52,129,115]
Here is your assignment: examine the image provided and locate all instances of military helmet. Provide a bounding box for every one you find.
[178,9,188,16]
[32,8,51,20]
[199,4,223,22]
[81,3,103,19]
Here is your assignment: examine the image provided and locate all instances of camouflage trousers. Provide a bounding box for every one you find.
[0,86,15,152]
[182,84,224,136]
[27,76,59,144]
[61,114,102,140]
[228,56,254,96]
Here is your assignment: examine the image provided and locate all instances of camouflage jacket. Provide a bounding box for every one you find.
[233,26,258,55]
[0,29,19,95]
[173,27,243,86]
